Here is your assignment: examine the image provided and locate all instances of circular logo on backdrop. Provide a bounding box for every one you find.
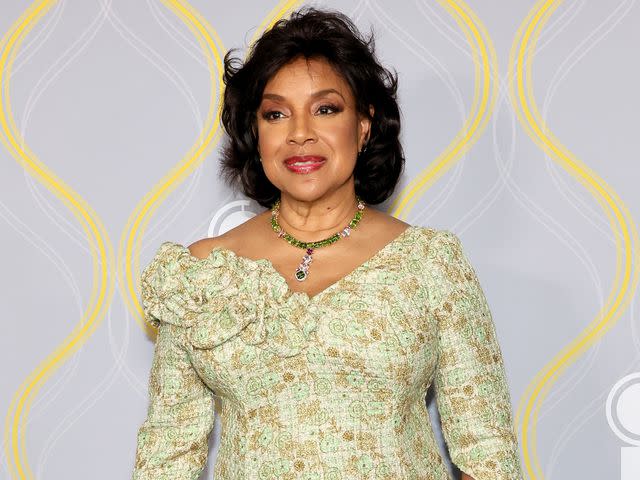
[606,372,640,446]
[207,199,262,237]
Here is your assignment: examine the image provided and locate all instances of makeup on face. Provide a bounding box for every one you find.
[256,57,369,188]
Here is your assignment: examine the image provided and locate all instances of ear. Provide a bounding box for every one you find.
[359,104,375,147]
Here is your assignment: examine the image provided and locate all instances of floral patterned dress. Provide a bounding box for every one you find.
[132,225,523,480]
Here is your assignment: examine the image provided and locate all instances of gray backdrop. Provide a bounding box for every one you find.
[1,1,639,479]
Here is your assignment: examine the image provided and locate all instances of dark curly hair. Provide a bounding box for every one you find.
[219,6,404,209]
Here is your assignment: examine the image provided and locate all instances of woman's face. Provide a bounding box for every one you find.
[256,56,372,203]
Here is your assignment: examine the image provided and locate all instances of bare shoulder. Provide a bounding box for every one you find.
[187,211,270,259]
[364,209,412,235]
[363,210,440,247]
[187,237,220,259]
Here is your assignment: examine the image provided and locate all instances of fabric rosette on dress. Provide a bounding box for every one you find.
[140,242,320,358]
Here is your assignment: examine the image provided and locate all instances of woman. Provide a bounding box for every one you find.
[132,7,522,480]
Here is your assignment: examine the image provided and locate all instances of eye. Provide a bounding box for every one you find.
[262,110,285,121]
[316,104,341,115]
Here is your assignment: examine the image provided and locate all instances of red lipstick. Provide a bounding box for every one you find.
[284,155,326,174]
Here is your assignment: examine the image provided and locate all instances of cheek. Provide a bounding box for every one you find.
[257,126,280,153]
[320,121,359,151]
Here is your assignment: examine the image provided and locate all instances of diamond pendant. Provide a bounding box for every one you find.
[294,248,314,282]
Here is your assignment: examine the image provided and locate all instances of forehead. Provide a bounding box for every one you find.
[263,56,352,99]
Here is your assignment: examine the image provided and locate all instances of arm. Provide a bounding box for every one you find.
[461,473,475,480]
[427,231,523,480]
[132,321,215,479]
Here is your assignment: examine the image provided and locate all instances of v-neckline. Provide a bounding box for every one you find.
[198,224,419,303]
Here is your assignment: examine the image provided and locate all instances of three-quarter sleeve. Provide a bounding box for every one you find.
[427,230,523,479]
[132,319,215,479]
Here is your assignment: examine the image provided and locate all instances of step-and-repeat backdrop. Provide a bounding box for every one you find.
[1,1,638,479]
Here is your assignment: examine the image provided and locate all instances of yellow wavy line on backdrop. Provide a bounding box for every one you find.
[508,0,639,478]
[0,1,115,479]
[124,0,304,336]
[389,0,498,220]
[512,1,638,473]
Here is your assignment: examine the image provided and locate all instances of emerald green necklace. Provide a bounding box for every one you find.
[270,196,366,282]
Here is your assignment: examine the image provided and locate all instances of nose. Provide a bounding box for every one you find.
[286,113,317,146]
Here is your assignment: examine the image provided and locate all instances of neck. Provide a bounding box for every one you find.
[273,193,362,240]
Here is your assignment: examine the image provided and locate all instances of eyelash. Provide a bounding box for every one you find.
[261,104,342,121]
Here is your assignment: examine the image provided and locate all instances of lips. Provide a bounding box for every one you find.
[284,155,326,174]
[284,155,326,165]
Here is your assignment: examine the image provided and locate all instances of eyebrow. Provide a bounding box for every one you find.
[261,88,345,102]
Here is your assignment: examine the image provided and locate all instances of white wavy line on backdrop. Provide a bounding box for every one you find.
[367,0,468,227]
[635,299,640,354]
[533,1,639,478]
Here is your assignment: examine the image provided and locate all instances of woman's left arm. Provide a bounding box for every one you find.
[426,230,524,480]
